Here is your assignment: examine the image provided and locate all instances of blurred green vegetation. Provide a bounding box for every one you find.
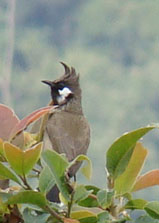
[1,0,159,200]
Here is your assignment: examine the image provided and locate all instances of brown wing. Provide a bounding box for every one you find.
[43,110,90,176]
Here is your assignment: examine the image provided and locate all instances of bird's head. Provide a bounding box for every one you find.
[42,62,81,106]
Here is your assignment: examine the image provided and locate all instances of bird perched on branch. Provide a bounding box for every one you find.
[41,62,90,201]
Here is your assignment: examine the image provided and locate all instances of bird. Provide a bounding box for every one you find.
[41,62,90,202]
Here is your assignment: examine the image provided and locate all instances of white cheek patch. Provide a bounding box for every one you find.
[57,87,72,103]
[59,87,72,97]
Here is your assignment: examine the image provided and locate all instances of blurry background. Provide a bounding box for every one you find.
[1,0,159,201]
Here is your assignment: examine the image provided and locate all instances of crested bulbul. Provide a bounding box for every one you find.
[42,63,90,201]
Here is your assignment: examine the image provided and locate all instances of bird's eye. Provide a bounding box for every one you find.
[58,82,65,90]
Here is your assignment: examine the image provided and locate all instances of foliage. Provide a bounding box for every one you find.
[1,1,159,201]
[0,104,159,222]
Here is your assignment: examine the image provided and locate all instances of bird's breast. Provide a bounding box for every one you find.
[44,110,90,162]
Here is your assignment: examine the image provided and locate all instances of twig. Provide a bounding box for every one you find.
[20,175,33,190]
[67,191,74,218]
[88,193,97,200]
[44,205,63,222]
[32,168,41,174]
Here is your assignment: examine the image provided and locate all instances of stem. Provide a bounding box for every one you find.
[88,193,97,200]
[109,196,118,219]
[67,191,74,218]
[20,175,33,190]
[32,168,41,174]
[107,175,114,190]
[44,205,63,222]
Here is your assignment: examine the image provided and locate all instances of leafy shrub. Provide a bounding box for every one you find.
[0,104,159,222]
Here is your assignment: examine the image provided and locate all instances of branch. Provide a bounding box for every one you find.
[44,205,63,222]
[20,175,33,191]
[67,191,74,218]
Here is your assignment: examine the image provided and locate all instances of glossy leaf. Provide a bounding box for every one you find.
[132,170,159,192]
[0,139,4,156]
[71,210,97,220]
[69,154,92,180]
[78,185,99,207]
[0,197,8,215]
[106,126,154,179]
[4,142,42,176]
[23,208,49,223]
[0,162,21,184]
[97,190,114,209]
[125,199,147,210]
[39,165,55,193]
[135,215,159,223]
[6,191,47,208]
[74,185,91,203]
[4,143,23,175]
[77,216,97,223]
[10,106,53,140]
[97,212,109,223]
[0,104,19,140]
[59,192,68,204]
[23,132,37,148]
[114,142,148,195]
[0,192,13,203]
[42,149,70,201]
[23,143,42,174]
[145,201,159,219]
[64,218,80,223]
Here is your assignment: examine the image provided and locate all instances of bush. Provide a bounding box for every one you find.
[0,104,159,223]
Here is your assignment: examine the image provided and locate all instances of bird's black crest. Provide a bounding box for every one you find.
[60,62,70,75]
[60,62,78,79]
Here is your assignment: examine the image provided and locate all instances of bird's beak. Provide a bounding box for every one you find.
[42,80,54,87]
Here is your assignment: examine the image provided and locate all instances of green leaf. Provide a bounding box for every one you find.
[23,143,42,174]
[74,185,91,203]
[42,149,70,201]
[84,185,100,194]
[122,193,132,201]
[135,215,159,223]
[106,126,154,179]
[0,162,21,185]
[39,165,55,193]
[114,142,148,195]
[97,190,114,209]
[4,142,42,176]
[71,210,97,221]
[0,139,4,157]
[0,192,13,202]
[69,155,92,180]
[6,191,47,208]
[78,185,100,207]
[64,218,80,223]
[97,212,109,223]
[22,208,49,223]
[79,216,97,223]
[145,201,159,219]
[125,199,147,210]
[4,143,23,175]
